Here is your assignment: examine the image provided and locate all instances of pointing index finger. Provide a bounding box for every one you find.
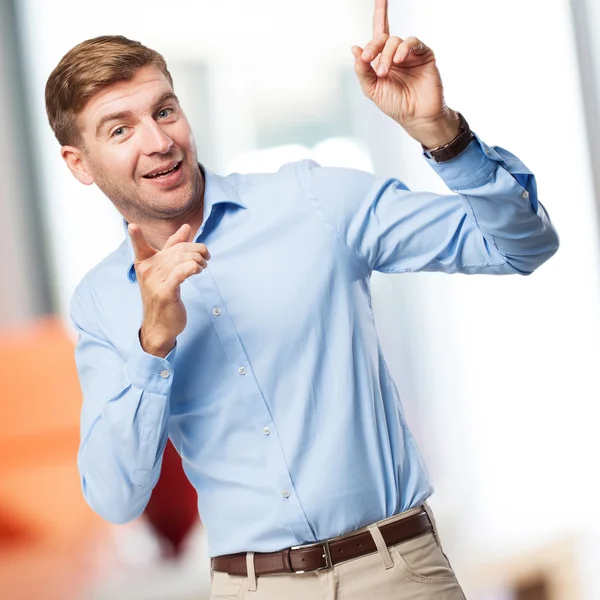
[373,0,390,37]
[128,224,157,262]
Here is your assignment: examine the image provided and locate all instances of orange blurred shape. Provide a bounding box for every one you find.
[0,317,109,599]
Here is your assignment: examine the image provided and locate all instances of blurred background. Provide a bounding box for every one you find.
[1,0,599,598]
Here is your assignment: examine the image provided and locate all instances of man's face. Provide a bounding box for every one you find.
[64,65,202,223]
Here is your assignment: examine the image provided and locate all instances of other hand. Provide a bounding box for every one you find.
[128,223,210,357]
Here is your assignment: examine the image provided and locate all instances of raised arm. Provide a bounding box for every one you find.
[297,138,559,276]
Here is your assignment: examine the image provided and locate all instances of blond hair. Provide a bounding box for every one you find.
[45,35,173,147]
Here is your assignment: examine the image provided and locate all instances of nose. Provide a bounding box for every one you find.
[141,119,173,155]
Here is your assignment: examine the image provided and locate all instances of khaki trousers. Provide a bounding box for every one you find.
[209,502,467,599]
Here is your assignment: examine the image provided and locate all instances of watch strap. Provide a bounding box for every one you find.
[422,112,475,163]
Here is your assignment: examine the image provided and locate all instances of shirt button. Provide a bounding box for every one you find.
[160,369,170,379]
[484,147,490,154]
[262,427,271,436]
[522,190,530,200]
[213,308,221,316]
[282,490,290,498]
[238,366,247,375]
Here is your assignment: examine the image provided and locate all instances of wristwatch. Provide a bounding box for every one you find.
[421,112,476,163]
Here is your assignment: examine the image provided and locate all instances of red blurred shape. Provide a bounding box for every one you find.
[143,439,199,558]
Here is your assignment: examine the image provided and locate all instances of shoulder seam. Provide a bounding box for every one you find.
[292,161,372,276]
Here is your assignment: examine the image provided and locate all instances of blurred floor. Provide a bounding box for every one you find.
[89,521,211,600]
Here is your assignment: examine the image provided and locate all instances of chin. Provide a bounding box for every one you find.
[158,188,197,217]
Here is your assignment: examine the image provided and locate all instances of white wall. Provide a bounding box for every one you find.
[363,0,600,595]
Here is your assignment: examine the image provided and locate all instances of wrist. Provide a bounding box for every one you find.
[139,326,175,359]
[402,108,462,150]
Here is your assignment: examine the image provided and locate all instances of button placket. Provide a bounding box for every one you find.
[191,265,315,542]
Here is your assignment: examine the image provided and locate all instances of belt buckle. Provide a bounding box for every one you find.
[290,540,332,574]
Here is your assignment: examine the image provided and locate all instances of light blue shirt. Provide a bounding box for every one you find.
[71,133,559,557]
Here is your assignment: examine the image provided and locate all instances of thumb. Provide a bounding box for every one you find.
[163,223,193,250]
[128,224,156,262]
[351,45,377,96]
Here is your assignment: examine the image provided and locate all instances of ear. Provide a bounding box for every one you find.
[61,145,94,185]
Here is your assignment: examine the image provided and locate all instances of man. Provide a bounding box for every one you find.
[46,1,559,597]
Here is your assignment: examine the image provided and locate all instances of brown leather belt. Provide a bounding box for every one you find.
[211,509,432,576]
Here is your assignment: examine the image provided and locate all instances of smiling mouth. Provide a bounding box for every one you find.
[143,161,182,179]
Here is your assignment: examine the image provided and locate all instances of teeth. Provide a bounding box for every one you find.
[147,163,178,178]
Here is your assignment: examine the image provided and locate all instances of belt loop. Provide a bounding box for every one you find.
[246,552,257,592]
[423,501,440,545]
[282,548,293,572]
[367,524,394,570]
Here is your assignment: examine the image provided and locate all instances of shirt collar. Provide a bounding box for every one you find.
[125,163,246,282]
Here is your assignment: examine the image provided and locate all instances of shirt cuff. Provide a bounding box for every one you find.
[125,332,177,395]
[422,131,506,191]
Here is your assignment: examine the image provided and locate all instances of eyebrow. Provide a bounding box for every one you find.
[94,91,179,138]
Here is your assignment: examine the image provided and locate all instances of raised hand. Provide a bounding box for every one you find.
[128,223,211,358]
[351,0,460,148]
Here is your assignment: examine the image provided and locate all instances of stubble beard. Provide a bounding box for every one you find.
[94,155,203,224]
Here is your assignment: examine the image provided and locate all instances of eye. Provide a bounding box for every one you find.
[111,126,127,138]
[157,107,174,119]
